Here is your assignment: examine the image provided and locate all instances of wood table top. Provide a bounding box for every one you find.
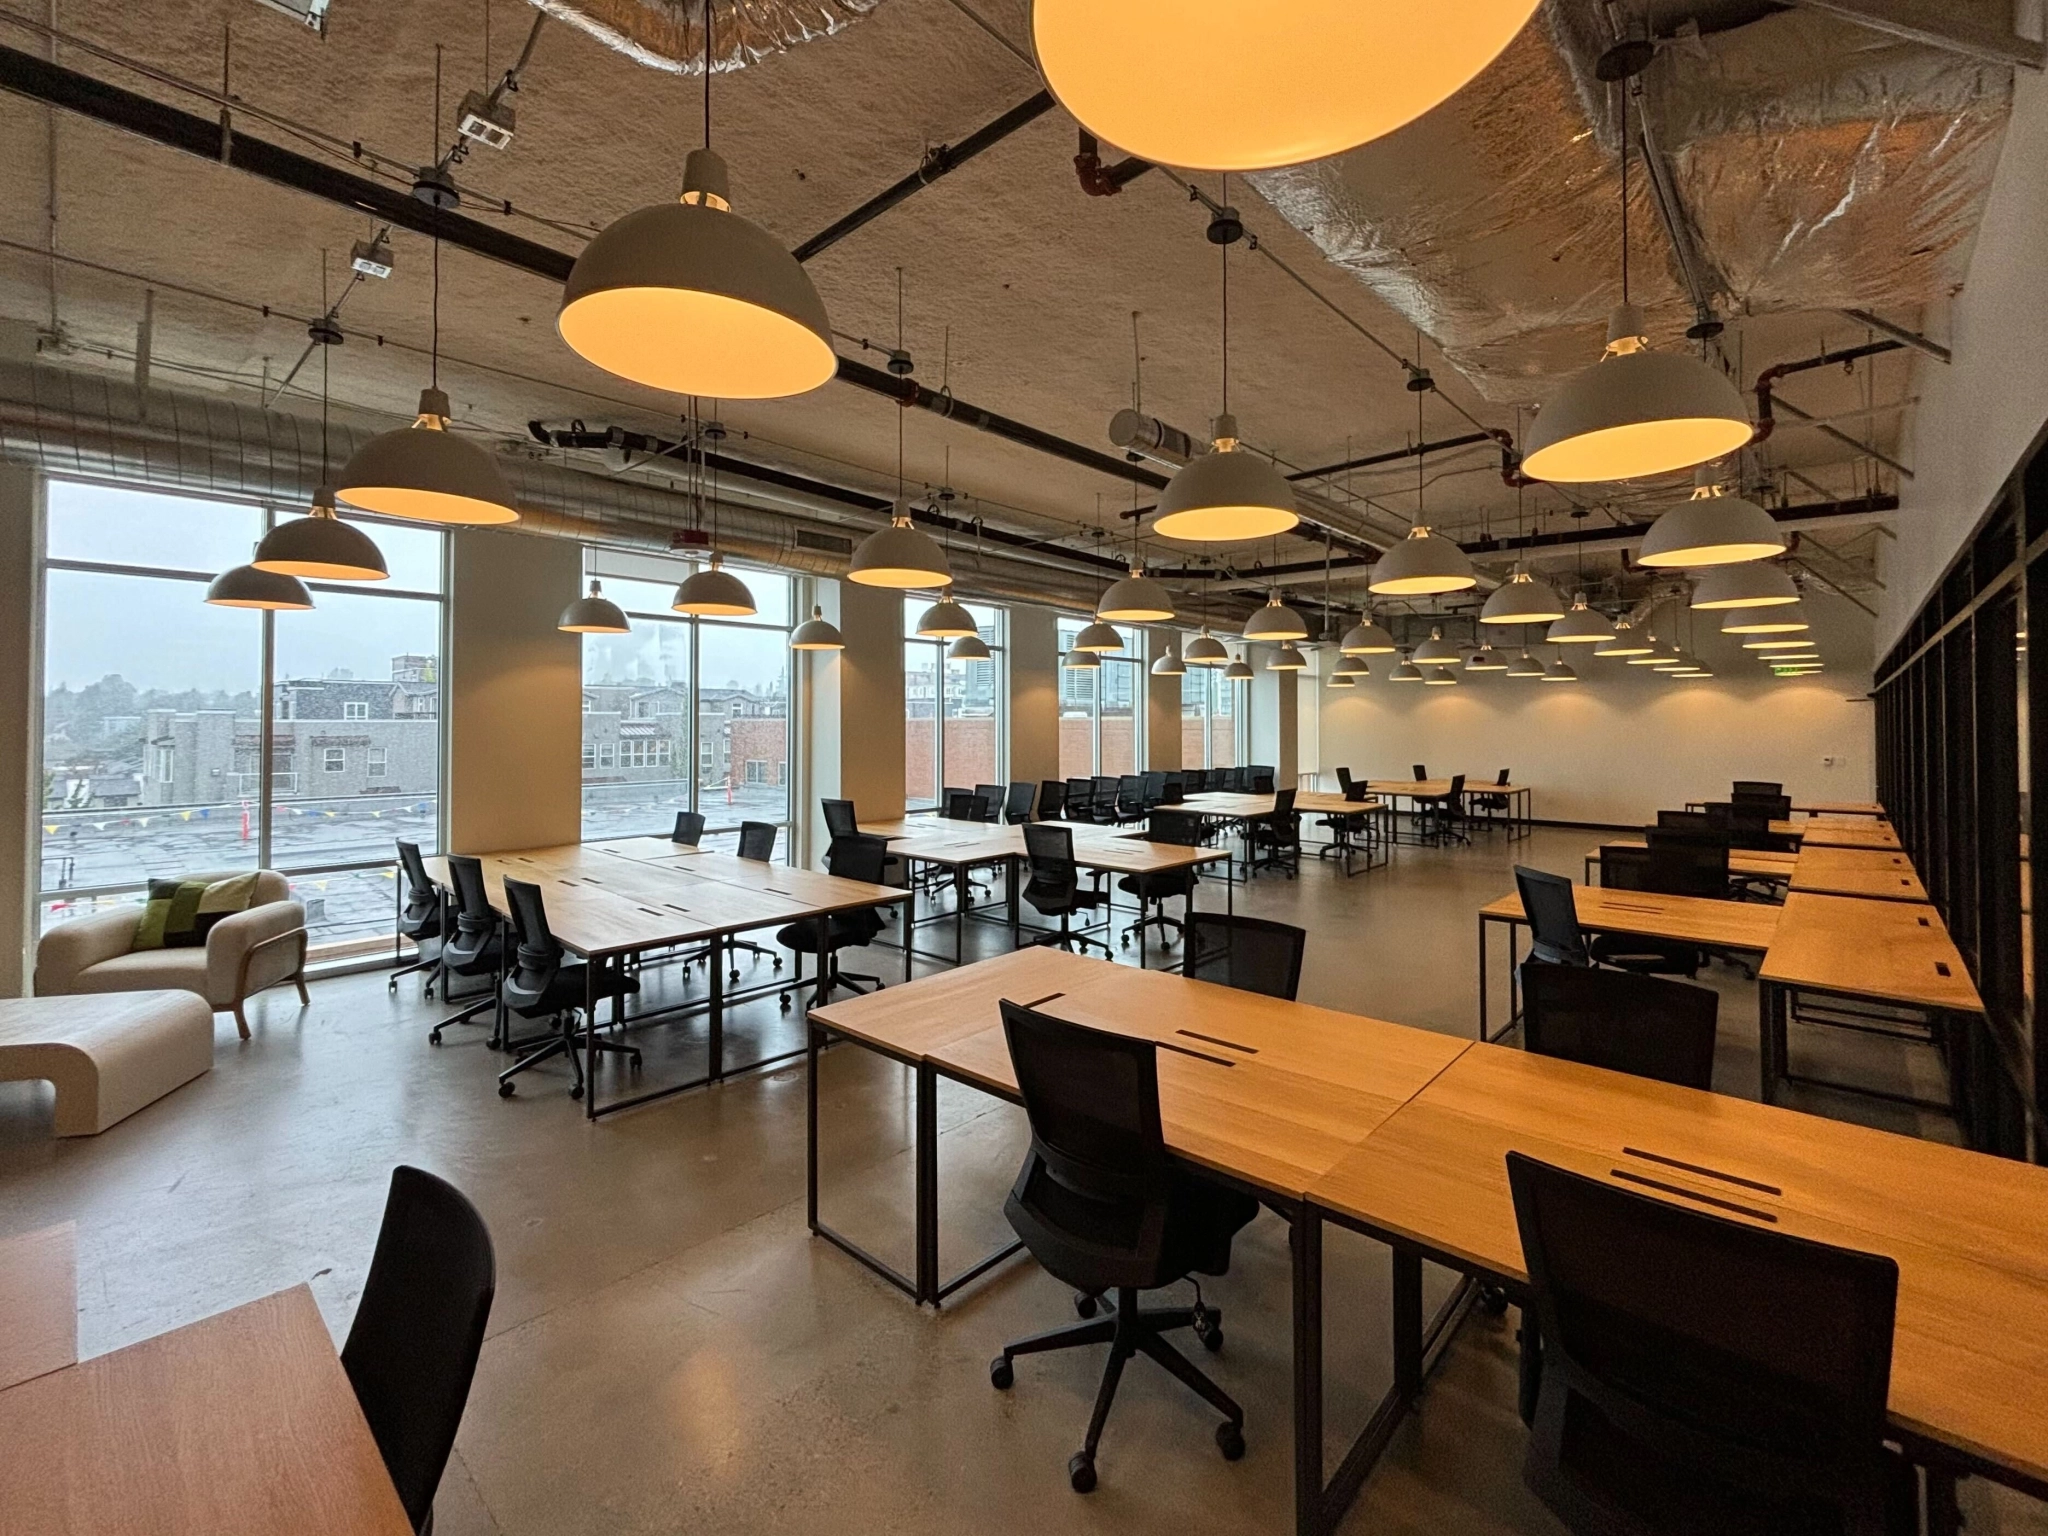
[1761,893,1983,1012]
[857,820,1227,876]
[0,1285,412,1535]
[1795,800,1888,818]
[1592,839,1797,879]
[1179,791,1283,818]
[1181,792,1386,818]
[1482,884,1781,952]
[0,1223,75,1393]
[1311,1045,2048,1487]
[1791,845,1930,903]
[1362,779,1455,797]
[1776,818,1904,850]
[808,946,1104,1059]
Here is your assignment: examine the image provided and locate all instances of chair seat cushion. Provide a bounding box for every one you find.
[69,947,211,998]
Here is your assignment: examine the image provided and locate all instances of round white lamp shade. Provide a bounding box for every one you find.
[1722,602,1810,636]
[206,563,314,611]
[1072,620,1127,653]
[1389,655,1425,683]
[1466,644,1509,671]
[915,597,980,639]
[1243,591,1310,641]
[949,633,992,661]
[254,488,389,581]
[1541,658,1581,683]
[1638,484,1787,569]
[1339,617,1397,654]
[1370,525,1475,596]
[558,580,630,634]
[1548,593,1616,644]
[1153,417,1298,542]
[1507,651,1546,678]
[1596,620,1655,657]
[1691,561,1800,608]
[1411,628,1463,666]
[1151,645,1186,676]
[1223,656,1255,681]
[1184,630,1230,666]
[849,509,954,589]
[671,555,757,617]
[1326,673,1357,688]
[337,387,520,526]
[1330,652,1371,678]
[1064,648,1102,671]
[1479,567,1565,624]
[1268,643,1307,671]
[1097,564,1176,622]
[790,605,846,651]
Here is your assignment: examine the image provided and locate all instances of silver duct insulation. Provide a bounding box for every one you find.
[0,362,1114,612]
[1251,3,2009,402]
[525,0,888,73]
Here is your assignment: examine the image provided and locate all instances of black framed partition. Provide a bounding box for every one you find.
[1873,429,2047,1161]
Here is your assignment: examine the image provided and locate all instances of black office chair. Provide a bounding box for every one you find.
[1183,912,1306,1000]
[777,834,890,1007]
[1417,773,1469,846]
[341,1166,495,1535]
[1515,866,1589,967]
[1413,763,1429,781]
[738,821,779,859]
[1249,772,1275,794]
[1470,769,1513,827]
[1037,779,1067,822]
[431,855,504,1047]
[671,811,706,846]
[1141,770,1167,813]
[389,840,443,998]
[1518,961,1718,1090]
[1247,787,1301,878]
[495,877,641,1100]
[1646,829,1731,898]
[1707,801,1793,853]
[974,783,1007,823]
[690,821,787,979]
[1004,781,1037,824]
[1656,808,1718,837]
[1507,1153,1916,1536]
[1736,792,1794,819]
[1092,775,1122,823]
[988,1001,1254,1492]
[1732,779,1784,800]
[943,788,977,821]
[1335,766,1354,793]
[821,798,859,841]
[1118,808,1202,952]
[1064,777,1096,823]
[1020,822,1109,954]
[1184,768,1209,793]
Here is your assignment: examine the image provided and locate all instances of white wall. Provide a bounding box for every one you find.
[1007,605,1060,786]
[1879,67,2048,652]
[1315,592,1876,825]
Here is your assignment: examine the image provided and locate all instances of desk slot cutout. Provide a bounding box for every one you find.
[1177,1029,1258,1055]
[1611,1170,1779,1224]
[1622,1147,1782,1197]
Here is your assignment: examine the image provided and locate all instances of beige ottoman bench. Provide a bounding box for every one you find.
[0,991,214,1135]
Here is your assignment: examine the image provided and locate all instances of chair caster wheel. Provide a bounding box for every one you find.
[569,1084,583,1101]
[1193,1305,1224,1352]
[387,980,399,994]
[1119,936,1130,950]
[630,1051,643,1069]
[729,970,741,985]
[1073,1291,1099,1319]
[497,1081,514,1098]
[780,995,792,1012]
[989,1356,1013,1391]
[1215,1421,1245,1461]
[1068,1453,1096,1493]
[429,1030,442,1046]
[774,958,784,971]
[1481,1285,1509,1316]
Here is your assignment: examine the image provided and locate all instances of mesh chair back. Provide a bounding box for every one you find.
[1250,772,1275,794]
[1413,764,1428,781]
[1516,865,1589,966]
[1117,775,1146,816]
[671,811,706,846]
[443,856,496,970]
[396,840,437,926]
[1646,830,1731,898]
[341,1167,496,1532]
[1447,773,1466,804]
[738,821,778,861]
[1146,809,1205,847]
[1022,821,1079,899]
[1037,780,1067,820]
[500,877,563,1012]
[1004,781,1036,823]
[1093,777,1120,816]
[1507,1153,1902,1531]
[1186,769,1208,793]
[1064,777,1095,818]
[1141,771,1166,807]
[1335,766,1354,792]
[1732,780,1783,800]
[1519,961,1718,1089]
[1184,912,1306,1000]
[1707,801,1778,851]
[943,788,974,820]
[825,833,892,945]
[975,784,1006,822]
[1496,768,1512,786]
[1273,787,1298,818]
[1656,809,1718,838]
[821,798,859,841]
[1599,845,1651,890]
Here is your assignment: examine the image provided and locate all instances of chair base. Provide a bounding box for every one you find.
[496,1012,640,1101]
[990,1285,1243,1491]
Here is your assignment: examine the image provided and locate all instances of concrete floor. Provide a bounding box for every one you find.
[2,826,2041,1535]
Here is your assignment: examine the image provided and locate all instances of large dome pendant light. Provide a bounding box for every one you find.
[559,580,631,635]
[1480,566,1566,625]
[207,548,315,611]
[1151,641,1186,677]
[790,605,846,651]
[1549,592,1617,645]
[672,406,759,617]
[1032,0,1542,173]
[915,597,980,640]
[1100,488,1176,622]
[1369,381,1475,596]
[558,6,833,400]
[1339,614,1397,655]
[1637,469,1788,569]
[850,276,954,590]
[1520,59,1751,485]
[1242,588,1310,643]
[1154,185,1299,543]
[1692,561,1799,609]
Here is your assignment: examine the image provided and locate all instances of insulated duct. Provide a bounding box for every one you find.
[1251,3,2009,401]
[525,0,889,73]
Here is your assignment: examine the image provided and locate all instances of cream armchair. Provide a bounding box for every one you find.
[35,871,310,1039]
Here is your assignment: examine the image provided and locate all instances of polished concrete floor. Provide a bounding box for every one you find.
[2,825,2040,1534]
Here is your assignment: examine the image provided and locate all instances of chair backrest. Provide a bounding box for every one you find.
[1413,763,1428,780]
[1065,777,1095,815]
[1037,780,1067,820]
[1272,787,1298,819]
[1645,829,1731,898]
[737,821,778,861]
[1599,844,1651,891]
[1515,865,1588,966]
[1507,1153,1901,1533]
[1335,766,1353,792]
[1146,808,1205,848]
[1446,773,1466,803]
[1093,776,1120,810]
[499,877,563,1011]
[821,798,859,841]
[1745,793,1793,819]
[443,856,496,968]
[395,841,436,924]
[975,784,1006,822]
[1004,781,1036,823]
[1732,779,1783,800]
[1021,821,1078,897]
[1518,961,1718,1089]
[824,833,892,943]
[1707,801,1779,850]
[1184,912,1307,1000]
[1185,768,1209,793]
[1117,774,1145,812]
[1495,768,1511,786]
[670,811,706,846]
[1141,771,1166,806]
[1656,809,1717,837]
[341,1167,496,1533]
[943,788,974,820]
[1250,773,1275,794]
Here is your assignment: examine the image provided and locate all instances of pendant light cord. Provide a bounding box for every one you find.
[1219,174,1230,421]
[703,0,713,146]
[895,266,906,505]
[430,46,442,392]
[1618,71,1630,307]
[319,252,330,477]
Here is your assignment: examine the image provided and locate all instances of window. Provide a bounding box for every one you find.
[905,603,1005,809]
[367,747,388,777]
[1056,617,1143,777]
[1180,658,1243,769]
[36,480,446,962]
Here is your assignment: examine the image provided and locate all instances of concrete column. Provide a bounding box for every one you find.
[1144,627,1182,771]
[0,460,42,995]
[447,529,583,853]
[1247,644,1299,785]
[1006,604,1059,789]
[805,580,904,862]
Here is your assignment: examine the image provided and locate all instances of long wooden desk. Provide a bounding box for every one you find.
[1777,817,1904,851]
[1797,799,1890,817]
[0,1223,75,1392]
[1180,791,1394,876]
[1583,838,1797,885]
[1360,779,1535,841]
[0,1284,411,1534]
[1791,844,1930,903]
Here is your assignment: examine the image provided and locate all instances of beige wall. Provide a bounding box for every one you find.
[1144,628,1182,771]
[805,581,904,862]
[1006,605,1060,788]
[1247,645,1299,783]
[1313,592,1876,824]
[0,460,41,994]
[447,529,583,853]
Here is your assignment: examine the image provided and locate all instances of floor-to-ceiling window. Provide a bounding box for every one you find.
[905,602,1004,809]
[578,555,793,852]
[38,478,445,958]
[1056,617,1144,777]
[1177,653,1241,769]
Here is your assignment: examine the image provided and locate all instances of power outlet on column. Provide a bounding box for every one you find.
[1821,755,1839,769]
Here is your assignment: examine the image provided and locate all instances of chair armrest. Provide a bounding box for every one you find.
[34,909,141,994]
[206,900,308,1000]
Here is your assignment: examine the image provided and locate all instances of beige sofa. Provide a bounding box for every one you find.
[35,871,310,1039]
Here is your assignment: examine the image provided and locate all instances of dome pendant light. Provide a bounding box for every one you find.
[559,579,631,634]
[1637,471,1787,569]
[1326,673,1357,689]
[851,288,954,591]
[206,550,315,611]
[1098,561,1176,623]
[1389,652,1425,683]
[1154,195,1298,543]
[1541,657,1581,684]
[1339,614,1397,655]
[1466,643,1509,672]
[1223,653,1255,682]
[1520,71,1750,484]
[1626,632,1672,665]
[1548,592,1616,645]
[257,308,389,580]
[1412,627,1464,667]
[949,633,992,661]
[1722,600,1810,636]
[673,553,757,617]
[1595,618,1654,658]
[1073,620,1127,653]
[1692,561,1799,609]
[558,8,832,400]
[915,597,980,639]
[1064,647,1101,671]
[1479,565,1565,624]
[1032,0,1542,173]
[1184,628,1229,666]
[791,605,846,651]
[1331,652,1371,680]
[1371,387,1475,595]
[1268,643,1307,671]
[1151,642,1186,677]
[1507,650,1546,679]
[1242,590,1309,642]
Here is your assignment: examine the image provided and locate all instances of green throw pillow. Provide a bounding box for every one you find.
[134,872,261,950]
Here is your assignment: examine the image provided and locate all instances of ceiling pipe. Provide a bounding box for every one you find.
[1753,338,1905,444]
[1838,309,1950,365]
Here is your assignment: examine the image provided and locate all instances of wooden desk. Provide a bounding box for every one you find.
[1791,845,1929,903]
[1583,838,1796,885]
[1777,818,1903,851]
[0,1223,75,1392]
[1796,800,1889,818]
[1305,1045,2048,1518]
[0,1285,411,1535]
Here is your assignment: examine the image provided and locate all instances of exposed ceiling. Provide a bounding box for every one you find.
[0,0,2015,622]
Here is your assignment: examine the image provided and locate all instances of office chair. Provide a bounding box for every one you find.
[1514,866,1590,967]
[1117,808,1202,952]
[1732,779,1784,800]
[431,856,504,1048]
[975,784,1007,823]
[1656,808,1718,837]
[1413,763,1429,781]
[1735,792,1794,819]
[1184,913,1306,1000]
[1064,777,1096,823]
[1184,768,1209,793]
[1708,801,1794,853]
[1247,787,1301,878]
[821,798,859,841]
[1020,822,1109,955]
[777,834,890,1007]
[1335,766,1354,793]
[342,1166,495,1535]
[1037,780,1068,821]
[1141,770,1167,812]
[1114,774,1147,824]
[1584,844,1705,979]
[671,811,706,846]
[1507,1153,1915,1535]
[685,822,787,981]
[495,877,641,1100]
[943,788,978,821]
[1092,776,1122,823]
[1518,961,1717,1089]
[1004,781,1037,824]
[1646,829,1731,898]
[1157,774,1185,807]
[988,1000,1254,1492]
[389,840,443,998]
[1249,771,1275,794]
[737,821,779,860]
[1470,769,1513,828]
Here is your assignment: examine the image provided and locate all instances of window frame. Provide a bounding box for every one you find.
[904,604,1006,810]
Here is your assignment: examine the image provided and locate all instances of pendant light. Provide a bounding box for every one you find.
[1064,647,1101,671]
[1507,650,1546,678]
[1098,561,1176,623]
[1223,654,1255,681]
[1626,633,1671,665]
[206,554,314,611]
[791,605,846,651]
[339,60,519,527]
[850,327,953,588]
[915,597,980,639]
[1072,621,1127,653]
[558,7,832,399]
[1520,68,1750,484]
[559,579,630,634]
[1033,0,1541,173]
[1243,589,1309,642]
[949,633,992,661]
[1467,643,1509,672]
[1650,645,1690,670]
[1154,184,1298,542]
[1370,385,1475,594]
[1331,652,1371,680]
[1480,566,1565,625]
[1151,642,1186,677]
[1637,472,1787,569]
[1412,627,1463,667]
[1185,629,1230,666]
[256,295,389,581]
[1549,592,1616,645]
[1594,618,1654,657]
[1424,669,1460,687]
[1691,561,1799,609]
[1389,652,1425,683]
[671,408,758,616]
[1744,635,1814,651]
[1663,650,1706,676]
[1268,643,1307,671]
[1326,673,1357,689]
[1722,601,1809,636]
[1339,615,1397,655]
[1541,657,1581,683]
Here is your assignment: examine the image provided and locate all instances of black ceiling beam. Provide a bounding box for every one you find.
[1286,431,1500,483]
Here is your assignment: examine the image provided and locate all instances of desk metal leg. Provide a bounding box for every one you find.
[806,1025,924,1303]
[1292,1204,1324,1536]
[582,958,598,1121]
[1758,980,1780,1104]
[1477,912,1489,1042]
[915,1058,938,1304]
[708,935,725,1083]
